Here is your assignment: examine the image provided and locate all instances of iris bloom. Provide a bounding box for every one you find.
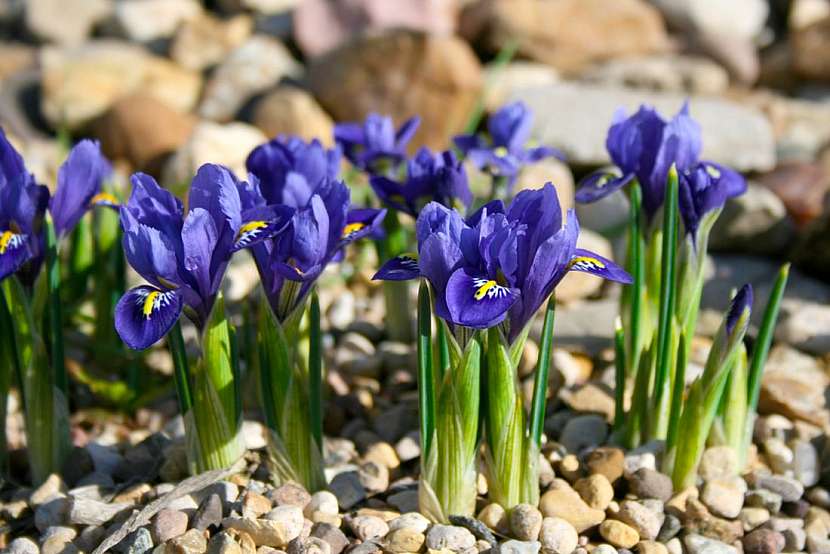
[454,102,563,187]
[0,131,48,284]
[334,113,420,175]
[115,165,293,350]
[49,140,115,239]
[375,183,630,342]
[576,102,746,230]
[246,137,386,319]
[369,148,473,217]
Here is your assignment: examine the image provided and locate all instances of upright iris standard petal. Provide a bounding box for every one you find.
[334,113,420,173]
[115,285,183,350]
[341,208,386,244]
[49,140,113,238]
[445,268,519,328]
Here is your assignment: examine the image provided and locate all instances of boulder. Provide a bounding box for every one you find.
[252,86,335,144]
[308,29,482,151]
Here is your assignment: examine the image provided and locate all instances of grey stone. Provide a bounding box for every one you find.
[118,527,154,554]
[710,184,795,256]
[581,54,729,94]
[628,469,673,502]
[684,533,738,554]
[425,524,476,551]
[150,509,188,543]
[192,493,223,531]
[328,471,366,511]
[510,83,776,173]
[500,540,542,554]
[752,474,804,502]
[617,500,663,541]
[311,522,349,554]
[559,415,608,453]
[8,537,39,554]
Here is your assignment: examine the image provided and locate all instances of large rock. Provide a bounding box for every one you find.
[170,13,253,71]
[510,83,776,172]
[112,0,202,42]
[294,0,459,58]
[580,55,729,94]
[163,121,267,185]
[25,0,112,45]
[198,35,302,122]
[793,197,830,279]
[252,86,335,144]
[649,0,767,41]
[308,30,482,151]
[759,345,829,426]
[0,43,36,81]
[792,15,830,81]
[709,183,795,256]
[40,41,201,131]
[461,0,668,74]
[483,61,560,112]
[90,94,196,173]
[756,162,830,226]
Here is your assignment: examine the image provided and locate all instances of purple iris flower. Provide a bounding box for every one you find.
[49,140,115,239]
[374,183,631,341]
[246,137,387,320]
[576,102,746,232]
[454,102,563,188]
[115,165,294,350]
[0,130,49,285]
[726,284,753,337]
[369,148,473,217]
[678,162,747,241]
[334,113,420,175]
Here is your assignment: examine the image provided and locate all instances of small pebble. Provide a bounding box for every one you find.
[348,515,389,541]
[638,541,668,554]
[599,520,640,549]
[510,504,543,541]
[150,509,188,543]
[167,528,207,554]
[628,469,673,503]
[586,448,625,484]
[617,501,663,541]
[8,537,39,554]
[305,491,338,518]
[745,489,783,514]
[701,477,747,519]
[574,474,614,511]
[384,528,425,553]
[657,514,681,542]
[311,522,349,554]
[683,533,737,554]
[500,539,541,554]
[742,528,785,554]
[192,494,223,531]
[739,507,771,531]
[425,524,476,551]
[478,503,509,535]
[699,447,739,482]
[539,517,578,554]
[388,512,430,534]
[751,474,804,502]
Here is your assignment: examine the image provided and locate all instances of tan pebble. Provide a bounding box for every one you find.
[166,528,208,554]
[243,492,273,518]
[637,540,667,554]
[574,474,614,511]
[540,485,605,533]
[598,520,639,549]
[363,442,400,470]
[385,528,426,553]
[510,504,543,541]
[665,487,699,517]
[478,503,509,535]
[559,454,582,482]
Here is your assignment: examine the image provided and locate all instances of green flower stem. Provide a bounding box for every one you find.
[529,297,556,448]
[417,283,436,458]
[622,182,645,379]
[0,287,17,477]
[380,211,413,342]
[258,296,326,492]
[613,318,626,434]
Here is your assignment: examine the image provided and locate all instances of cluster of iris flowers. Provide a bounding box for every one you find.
[0,100,787,523]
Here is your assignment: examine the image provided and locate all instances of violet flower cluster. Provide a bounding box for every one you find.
[576,102,746,237]
[375,183,631,341]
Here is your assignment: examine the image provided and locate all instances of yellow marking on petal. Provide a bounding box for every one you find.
[0,231,14,254]
[706,165,722,179]
[89,192,119,206]
[342,222,366,238]
[568,256,606,271]
[143,291,160,319]
[474,279,498,301]
[237,220,267,237]
[494,146,509,158]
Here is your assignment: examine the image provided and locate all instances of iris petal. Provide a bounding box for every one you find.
[0,230,32,281]
[373,253,420,281]
[445,268,519,329]
[115,285,183,350]
[575,171,635,204]
[567,248,633,284]
[232,205,294,252]
[50,140,112,238]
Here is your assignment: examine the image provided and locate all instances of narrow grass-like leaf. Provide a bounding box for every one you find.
[418,282,435,458]
[665,332,688,453]
[624,182,645,377]
[651,166,679,438]
[0,288,17,476]
[613,317,626,433]
[44,215,67,397]
[747,263,789,414]
[167,321,193,416]
[309,290,323,450]
[530,296,556,447]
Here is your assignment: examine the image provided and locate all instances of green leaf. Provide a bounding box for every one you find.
[309,291,323,451]
[418,282,436,458]
[651,165,679,440]
[530,296,555,447]
[747,264,789,414]
[613,317,626,433]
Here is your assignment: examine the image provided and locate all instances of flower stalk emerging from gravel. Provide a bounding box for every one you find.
[247,135,386,491]
[375,184,630,515]
[115,165,293,473]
